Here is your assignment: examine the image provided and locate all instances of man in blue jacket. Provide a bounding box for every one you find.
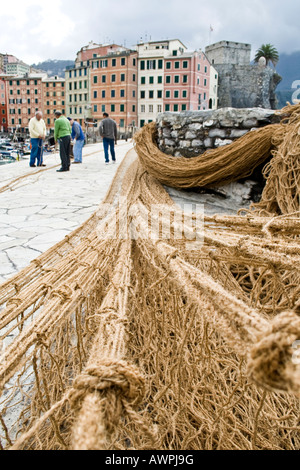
[67,118,85,163]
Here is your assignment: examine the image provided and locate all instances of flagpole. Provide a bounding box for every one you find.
[209,25,213,45]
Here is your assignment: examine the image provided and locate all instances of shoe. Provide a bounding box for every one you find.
[56,168,68,172]
[105,161,109,165]
[39,164,46,167]
[112,160,116,164]
[73,161,81,164]
[30,164,36,167]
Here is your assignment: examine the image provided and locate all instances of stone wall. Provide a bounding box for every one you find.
[213,64,282,110]
[157,107,281,158]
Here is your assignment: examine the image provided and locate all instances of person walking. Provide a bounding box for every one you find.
[29,111,46,167]
[54,110,72,172]
[67,118,85,163]
[99,112,117,164]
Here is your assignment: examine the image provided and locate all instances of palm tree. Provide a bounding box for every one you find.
[254,44,279,68]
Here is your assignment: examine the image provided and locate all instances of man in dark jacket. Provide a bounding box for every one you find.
[99,113,118,164]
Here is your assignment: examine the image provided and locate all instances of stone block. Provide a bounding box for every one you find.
[204,138,213,147]
[165,139,175,147]
[215,138,233,147]
[179,141,191,148]
[230,129,249,138]
[208,129,227,138]
[185,131,197,140]
[191,139,203,147]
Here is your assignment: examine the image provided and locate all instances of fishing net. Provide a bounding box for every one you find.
[0,104,299,450]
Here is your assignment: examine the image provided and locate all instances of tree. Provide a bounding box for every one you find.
[254,44,279,68]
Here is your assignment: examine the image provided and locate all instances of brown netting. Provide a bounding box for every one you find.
[0,104,299,451]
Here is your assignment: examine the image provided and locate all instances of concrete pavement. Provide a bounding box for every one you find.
[0,140,134,283]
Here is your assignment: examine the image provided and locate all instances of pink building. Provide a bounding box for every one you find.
[0,79,8,131]
[163,51,210,112]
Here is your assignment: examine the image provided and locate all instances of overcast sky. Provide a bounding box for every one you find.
[1,0,299,64]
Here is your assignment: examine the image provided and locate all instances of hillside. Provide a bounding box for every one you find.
[31,59,74,78]
[275,51,300,108]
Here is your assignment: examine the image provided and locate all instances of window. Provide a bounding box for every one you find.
[111,90,115,98]
[120,89,125,97]
[182,90,187,98]
[140,120,145,127]
[182,104,187,111]
[121,74,125,82]
[205,66,207,73]
[133,90,136,97]
[183,75,188,84]
[141,77,146,84]
[174,76,180,84]
[166,62,171,70]
[121,58,126,66]
[204,79,207,86]
[174,104,178,111]
[111,74,116,82]
[141,105,145,113]
[111,104,115,112]
[165,104,170,111]
[149,90,154,99]
[174,61,180,69]
[133,58,136,66]
[158,59,163,69]
[174,90,179,98]
[93,91,97,99]
[102,75,106,83]
[140,61,145,70]
[140,91,145,99]
[172,50,177,56]
[133,74,136,82]
[101,104,105,112]
[157,104,162,113]
[149,76,154,84]
[120,119,125,127]
[147,60,156,70]
[157,90,162,99]
[112,58,116,67]
[166,90,170,98]
[183,61,188,69]
[166,76,171,84]
[102,90,106,98]
[149,105,153,113]
[157,76,163,84]
[93,76,98,84]
[120,104,125,112]
[132,105,135,112]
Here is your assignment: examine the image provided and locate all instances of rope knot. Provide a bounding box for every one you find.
[70,359,145,408]
[248,310,300,396]
[49,285,73,302]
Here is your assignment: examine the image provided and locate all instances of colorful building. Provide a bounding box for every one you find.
[0,79,8,131]
[163,50,211,113]
[136,39,213,127]
[42,76,66,130]
[1,73,46,132]
[90,48,138,131]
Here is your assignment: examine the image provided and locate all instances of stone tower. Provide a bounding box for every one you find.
[205,41,281,109]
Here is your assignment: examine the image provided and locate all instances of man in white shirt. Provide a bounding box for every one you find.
[29,111,46,167]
